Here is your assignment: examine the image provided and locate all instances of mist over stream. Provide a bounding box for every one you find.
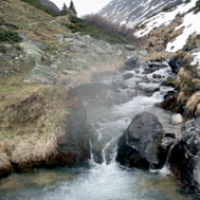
[0,64,192,200]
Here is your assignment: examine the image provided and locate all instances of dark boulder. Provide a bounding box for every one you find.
[57,106,91,165]
[125,55,139,69]
[168,118,200,197]
[160,91,182,113]
[168,56,183,73]
[116,112,167,169]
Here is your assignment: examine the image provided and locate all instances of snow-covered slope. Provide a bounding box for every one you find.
[135,0,200,53]
[99,0,183,27]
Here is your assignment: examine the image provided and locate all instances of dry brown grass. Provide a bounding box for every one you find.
[0,85,72,166]
[0,53,124,168]
[74,55,124,86]
[185,92,200,117]
[0,0,70,43]
[0,141,11,170]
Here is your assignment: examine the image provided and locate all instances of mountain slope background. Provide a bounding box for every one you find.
[99,0,184,27]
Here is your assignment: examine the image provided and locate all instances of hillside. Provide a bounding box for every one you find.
[0,0,127,176]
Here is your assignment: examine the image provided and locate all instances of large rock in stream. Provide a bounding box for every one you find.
[116,112,167,169]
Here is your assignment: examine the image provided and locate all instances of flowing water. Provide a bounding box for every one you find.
[0,66,193,200]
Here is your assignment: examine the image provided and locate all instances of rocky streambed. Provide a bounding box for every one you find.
[1,52,199,200]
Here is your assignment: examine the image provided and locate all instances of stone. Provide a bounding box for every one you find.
[168,56,183,73]
[76,41,88,48]
[62,70,77,76]
[59,77,74,87]
[123,78,137,89]
[63,38,74,42]
[116,112,166,169]
[122,71,135,80]
[138,82,160,93]
[53,34,63,38]
[20,41,43,54]
[138,50,149,57]
[4,44,12,50]
[23,64,60,85]
[168,117,200,198]
[20,42,43,62]
[124,45,135,51]
[125,54,139,69]
[26,49,42,62]
[170,113,183,124]
[58,106,91,164]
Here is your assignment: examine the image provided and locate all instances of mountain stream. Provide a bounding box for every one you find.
[0,65,193,200]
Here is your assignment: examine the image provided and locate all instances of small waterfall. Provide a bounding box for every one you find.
[164,144,175,169]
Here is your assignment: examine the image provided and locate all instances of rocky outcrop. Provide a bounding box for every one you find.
[168,117,200,197]
[116,112,167,169]
[23,64,60,85]
[57,106,91,165]
[168,56,184,73]
[20,42,44,62]
[124,54,146,70]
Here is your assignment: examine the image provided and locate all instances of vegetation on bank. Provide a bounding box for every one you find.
[0,27,22,43]
[62,15,128,44]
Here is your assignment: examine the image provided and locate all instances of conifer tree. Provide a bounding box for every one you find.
[60,3,68,15]
[69,0,77,15]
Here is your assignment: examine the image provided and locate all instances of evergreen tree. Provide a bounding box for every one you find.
[69,0,77,15]
[60,3,68,15]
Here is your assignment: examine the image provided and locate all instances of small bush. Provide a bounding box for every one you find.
[68,15,82,24]
[0,28,22,43]
[62,19,127,44]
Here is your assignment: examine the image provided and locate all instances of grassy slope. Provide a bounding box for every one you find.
[0,0,125,171]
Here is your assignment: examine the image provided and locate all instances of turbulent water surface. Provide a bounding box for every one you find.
[0,67,192,200]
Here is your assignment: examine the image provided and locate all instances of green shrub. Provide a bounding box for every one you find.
[0,28,22,43]
[62,20,127,44]
[68,15,82,24]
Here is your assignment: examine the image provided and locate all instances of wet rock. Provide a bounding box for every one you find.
[148,62,167,69]
[127,89,137,98]
[138,82,160,93]
[125,54,140,69]
[168,117,200,197]
[113,90,131,104]
[116,112,166,169]
[161,91,183,113]
[122,71,135,80]
[59,77,74,87]
[123,78,137,89]
[168,56,183,73]
[57,106,91,165]
[111,79,128,89]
